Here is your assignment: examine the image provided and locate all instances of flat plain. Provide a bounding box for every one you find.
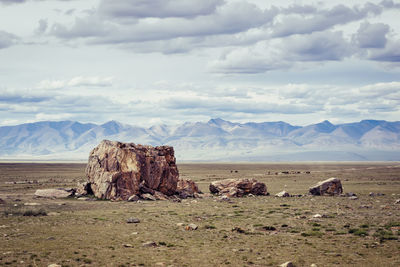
[0,162,399,267]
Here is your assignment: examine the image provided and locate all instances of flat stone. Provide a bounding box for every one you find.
[126,217,140,223]
[142,241,157,247]
[185,223,198,230]
[34,188,74,198]
[141,193,156,201]
[128,194,139,202]
[275,191,290,197]
[123,244,133,248]
[24,202,41,206]
[279,261,294,267]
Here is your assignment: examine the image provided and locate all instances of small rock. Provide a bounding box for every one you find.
[176,223,184,227]
[349,196,358,200]
[131,232,138,235]
[77,197,89,201]
[279,261,294,267]
[48,264,61,267]
[218,195,231,202]
[312,214,322,218]
[395,199,400,204]
[142,241,157,247]
[185,223,198,230]
[0,198,5,204]
[24,202,41,206]
[128,194,140,202]
[275,191,290,197]
[126,217,140,223]
[155,263,165,267]
[123,244,133,248]
[344,192,357,197]
[359,205,372,209]
[310,264,318,267]
[369,192,385,197]
[141,193,156,201]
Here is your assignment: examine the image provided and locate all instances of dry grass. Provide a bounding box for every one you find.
[0,162,399,266]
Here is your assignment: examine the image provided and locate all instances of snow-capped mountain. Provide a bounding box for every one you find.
[0,119,399,161]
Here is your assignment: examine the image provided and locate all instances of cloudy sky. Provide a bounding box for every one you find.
[0,0,399,127]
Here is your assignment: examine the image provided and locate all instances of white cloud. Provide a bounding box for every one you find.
[98,0,224,19]
[36,76,114,89]
[0,30,19,48]
[354,22,389,48]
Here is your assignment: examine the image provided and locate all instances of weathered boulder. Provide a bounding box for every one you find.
[86,140,179,200]
[34,188,74,198]
[176,179,202,198]
[209,178,267,197]
[309,178,343,196]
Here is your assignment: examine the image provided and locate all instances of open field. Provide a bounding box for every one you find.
[0,162,400,267]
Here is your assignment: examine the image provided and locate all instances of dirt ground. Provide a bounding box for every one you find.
[0,162,399,267]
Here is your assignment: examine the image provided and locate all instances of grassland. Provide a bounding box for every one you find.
[0,162,399,266]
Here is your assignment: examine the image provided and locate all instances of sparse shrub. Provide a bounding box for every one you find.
[374,229,398,242]
[349,228,368,237]
[83,258,92,264]
[384,222,400,229]
[301,231,323,237]
[23,208,47,216]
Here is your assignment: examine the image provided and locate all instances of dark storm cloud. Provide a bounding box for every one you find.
[98,0,224,19]
[354,22,389,48]
[0,31,19,49]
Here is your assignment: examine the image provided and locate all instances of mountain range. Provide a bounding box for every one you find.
[0,118,399,161]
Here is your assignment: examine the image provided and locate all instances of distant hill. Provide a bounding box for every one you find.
[0,119,399,161]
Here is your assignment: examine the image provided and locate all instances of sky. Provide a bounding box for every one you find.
[0,0,399,127]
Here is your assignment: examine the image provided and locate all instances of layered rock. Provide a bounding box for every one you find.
[84,140,200,201]
[209,178,267,197]
[309,177,343,196]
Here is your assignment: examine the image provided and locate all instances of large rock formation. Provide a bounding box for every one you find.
[309,177,343,196]
[209,178,267,197]
[85,140,180,200]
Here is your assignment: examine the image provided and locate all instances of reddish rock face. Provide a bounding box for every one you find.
[209,178,267,197]
[86,140,179,200]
